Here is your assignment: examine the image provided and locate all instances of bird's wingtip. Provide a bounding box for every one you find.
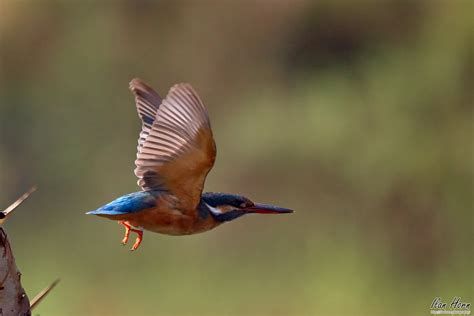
[129,78,147,92]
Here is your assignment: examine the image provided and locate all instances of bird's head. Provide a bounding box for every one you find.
[201,192,293,222]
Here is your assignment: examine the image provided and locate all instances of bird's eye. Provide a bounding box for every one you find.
[240,201,253,208]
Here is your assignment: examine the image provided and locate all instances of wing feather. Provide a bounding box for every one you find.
[131,81,216,213]
[129,78,162,153]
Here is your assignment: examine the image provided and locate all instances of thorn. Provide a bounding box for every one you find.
[30,278,60,310]
[0,186,37,225]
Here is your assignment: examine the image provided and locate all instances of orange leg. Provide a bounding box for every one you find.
[119,221,131,245]
[131,230,143,251]
[118,221,144,251]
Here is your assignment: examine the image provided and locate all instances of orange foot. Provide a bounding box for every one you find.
[118,221,144,251]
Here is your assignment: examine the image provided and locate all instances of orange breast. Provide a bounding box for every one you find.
[120,206,221,236]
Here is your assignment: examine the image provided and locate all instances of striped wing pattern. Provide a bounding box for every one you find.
[129,79,162,153]
[130,80,216,212]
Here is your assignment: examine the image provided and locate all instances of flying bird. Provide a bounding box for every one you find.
[87,79,293,250]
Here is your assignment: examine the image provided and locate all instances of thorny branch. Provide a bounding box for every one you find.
[0,187,59,315]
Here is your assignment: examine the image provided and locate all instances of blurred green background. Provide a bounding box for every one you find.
[0,1,472,315]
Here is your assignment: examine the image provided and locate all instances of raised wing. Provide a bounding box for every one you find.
[129,79,162,153]
[131,80,216,213]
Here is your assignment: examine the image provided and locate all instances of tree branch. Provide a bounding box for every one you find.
[1,187,59,315]
[0,227,31,316]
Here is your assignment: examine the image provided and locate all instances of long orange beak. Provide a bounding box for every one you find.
[244,203,293,214]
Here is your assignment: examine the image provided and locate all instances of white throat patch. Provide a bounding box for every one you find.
[205,203,222,215]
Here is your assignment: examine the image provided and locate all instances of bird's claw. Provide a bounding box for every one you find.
[121,226,130,245]
[130,231,143,251]
[118,221,143,251]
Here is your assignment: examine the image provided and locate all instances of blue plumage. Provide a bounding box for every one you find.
[87,79,293,250]
[87,191,158,216]
[201,192,249,207]
[142,115,154,125]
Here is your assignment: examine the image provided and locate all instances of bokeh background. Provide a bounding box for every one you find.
[0,1,472,315]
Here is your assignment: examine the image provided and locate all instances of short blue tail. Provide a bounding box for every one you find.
[86,191,158,216]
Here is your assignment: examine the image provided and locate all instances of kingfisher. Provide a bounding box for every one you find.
[87,79,293,250]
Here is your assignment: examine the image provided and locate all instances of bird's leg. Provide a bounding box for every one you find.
[118,221,132,245]
[131,230,143,251]
[118,221,143,251]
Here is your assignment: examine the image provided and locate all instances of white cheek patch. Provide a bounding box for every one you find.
[205,203,222,215]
